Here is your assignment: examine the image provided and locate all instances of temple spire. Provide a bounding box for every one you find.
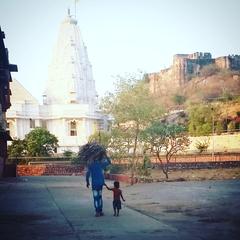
[45,13,97,105]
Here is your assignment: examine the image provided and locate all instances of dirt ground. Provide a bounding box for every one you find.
[121,179,240,240]
[122,167,240,183]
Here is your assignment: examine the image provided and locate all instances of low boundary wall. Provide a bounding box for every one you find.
[15,160,240,179]
[17,164,84,177]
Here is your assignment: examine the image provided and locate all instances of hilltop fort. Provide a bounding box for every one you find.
[147,52,240,95]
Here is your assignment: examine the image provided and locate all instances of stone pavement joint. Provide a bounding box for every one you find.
[45,186,81,240]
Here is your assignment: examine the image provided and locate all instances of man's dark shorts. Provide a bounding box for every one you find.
[113,200,121,209]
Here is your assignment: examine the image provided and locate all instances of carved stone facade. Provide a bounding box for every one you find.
[147,52,240,95]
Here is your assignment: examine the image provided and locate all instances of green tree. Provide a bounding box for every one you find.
[107,127,134,162]
[88,130,112,149]
[101,74,163,183]
[141,122,190,179]
[188,104,216,136]
[8,139,27,157]
[25,127,58,156]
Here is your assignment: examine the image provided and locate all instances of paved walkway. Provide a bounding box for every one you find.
[0,176,240,240]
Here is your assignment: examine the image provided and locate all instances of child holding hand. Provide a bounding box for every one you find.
[105,181,125,216]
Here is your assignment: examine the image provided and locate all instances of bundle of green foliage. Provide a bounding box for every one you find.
[73,142,107,166]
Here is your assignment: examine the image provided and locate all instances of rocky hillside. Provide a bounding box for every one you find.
[157,68,240,131]
[183,68,240,104]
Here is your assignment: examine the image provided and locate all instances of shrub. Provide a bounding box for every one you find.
[172,94,186,105]
[227,121,235,132]
[63,150,74,157]
[137,155,151,177]
[215,121,224,135]
[8,139,27,157]
[195,138,210,153]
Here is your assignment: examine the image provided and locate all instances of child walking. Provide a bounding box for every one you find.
[105,181,125,216]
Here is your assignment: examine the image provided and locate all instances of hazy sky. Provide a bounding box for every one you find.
[0,0,239,102]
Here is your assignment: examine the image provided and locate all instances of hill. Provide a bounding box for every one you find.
[153,67,240,135]
[183,67,240,104]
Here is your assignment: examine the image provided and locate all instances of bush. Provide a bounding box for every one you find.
[195,138,210,153]
[215,121,224,134]
[25,128,58,156]
[137,155,151,177]
[8,139,27,157]
[227,121,235,132]
[63,150,74,157]
[172,94,186,105]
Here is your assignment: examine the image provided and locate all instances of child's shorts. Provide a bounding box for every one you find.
[113,200,121,209]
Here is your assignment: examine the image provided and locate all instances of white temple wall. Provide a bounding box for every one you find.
[46,117,93,153]
[16,119,33,139]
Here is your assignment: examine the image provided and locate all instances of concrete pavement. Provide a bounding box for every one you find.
[0,176,176,240]
[0,176,240,240]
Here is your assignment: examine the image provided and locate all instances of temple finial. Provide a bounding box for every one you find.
[74,0,80,18]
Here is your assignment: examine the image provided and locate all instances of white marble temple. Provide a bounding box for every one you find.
[6,13,109,154]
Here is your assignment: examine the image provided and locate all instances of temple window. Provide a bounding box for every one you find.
[6,121,11,136]
[94,119,104,132]
[70,121,77,136]
[30,118,35,129]
[7,120,15,138]
[41,120,47,129]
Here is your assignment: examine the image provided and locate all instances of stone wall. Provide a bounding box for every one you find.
[14,159,240,185]
[215,55,240,70]
[17,164,84,177]
[16,164,137,184]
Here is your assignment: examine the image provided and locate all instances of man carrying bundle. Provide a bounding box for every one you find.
[80,143,111,217]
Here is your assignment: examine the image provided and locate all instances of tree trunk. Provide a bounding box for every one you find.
[156,152,168,179]
[130,126,139,185]
[162,167,169,179]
